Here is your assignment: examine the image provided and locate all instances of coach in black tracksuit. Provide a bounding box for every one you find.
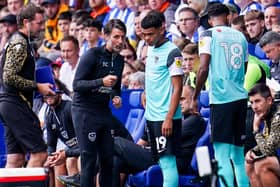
[72,19,126,187]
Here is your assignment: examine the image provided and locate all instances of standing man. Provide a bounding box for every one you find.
[59,36,80,95]
[72,19,126,187]
[191,3,249,187]
[141,10,183,187]
[0,4,55,168]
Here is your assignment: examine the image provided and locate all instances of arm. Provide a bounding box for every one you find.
[162,48,183,137]
[193,54,210,101]
[162,75,183,137]
[191,30,212,112]
[254,115,280,156]
[3,39,37,91]
[72,49,104,92]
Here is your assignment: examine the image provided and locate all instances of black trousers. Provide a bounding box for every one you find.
[112,137,191,187]
[72,106,114,187]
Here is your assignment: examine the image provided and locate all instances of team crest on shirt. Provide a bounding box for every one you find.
[199,39,205,47]
[174,57,182,67]
[154,56,159,63]
[88,132,96,142]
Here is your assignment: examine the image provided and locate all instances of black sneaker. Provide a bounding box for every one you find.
[57,173,80,187]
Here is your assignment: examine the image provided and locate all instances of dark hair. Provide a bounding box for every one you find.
[141,10,164,29]
[84,18,103,32]
[71,9,89,22]
[123,37,137,60]
[103,19,126,35]
[207,3,229,17]
[76,13,91,27]
[17,3,44,28]
[232,15,245,26]
[58,11,72,21]
[60,35,79,49]
[178,7,199,20]
[248,83,272,98]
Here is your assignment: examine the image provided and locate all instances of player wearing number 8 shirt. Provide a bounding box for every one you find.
[191,3,249,187]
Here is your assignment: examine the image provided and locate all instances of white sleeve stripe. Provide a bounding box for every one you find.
[199,36,212,55]
[169,62,183,77]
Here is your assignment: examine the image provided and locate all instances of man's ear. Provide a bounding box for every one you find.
[208,18,213,27]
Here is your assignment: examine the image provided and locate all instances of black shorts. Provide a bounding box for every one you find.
[0,99,47,154]
[210,99,247,146]
[146,119,181,161]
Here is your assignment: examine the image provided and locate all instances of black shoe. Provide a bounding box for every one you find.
[57,173,80,187]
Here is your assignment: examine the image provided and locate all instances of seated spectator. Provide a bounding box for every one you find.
[59,36,80,95]
[0,14,18,52]
[7,0,24,15]
[260,0,280,8]
[181,42,200,88]
[128,71,145,89]
[120,38,137,65]
[121,62,136,90]
[80,18,103,56]
[112,85,206,186]
[88,0,110,24]
[170,7,200,43]
[259,31,280,83]
[264,6,280,31]
[148,0,177,30]
[231,15,250,40]
[57,11,72,39]
[41,0,69,51]
[234,0,263,15]
[187,0,208,17]
[226,3,239,25]
[244,10,266,44]
[103,0,135,41]
[245,83,280,187]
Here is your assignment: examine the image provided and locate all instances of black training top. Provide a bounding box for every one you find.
[72,46,124,109]
[45,100,78,155]
[0,31,37,108]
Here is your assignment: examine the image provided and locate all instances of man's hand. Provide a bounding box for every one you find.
[162,118,173,137]
[245,150,256,164]
[253,112,265,131]
[112,96,122,108]
[103,75,117,87]
[37,83,55,96]
[44,150,67,167]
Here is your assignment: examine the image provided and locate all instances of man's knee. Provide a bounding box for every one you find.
[29,151,47,164]
[6,154,25,168]
[254,157,276,175]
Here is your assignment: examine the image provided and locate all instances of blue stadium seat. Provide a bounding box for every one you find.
[124,90,145,142]
[254,44,267,59]
[131,116,146,143]
[128,120,213,187]
[199,91,210,124]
